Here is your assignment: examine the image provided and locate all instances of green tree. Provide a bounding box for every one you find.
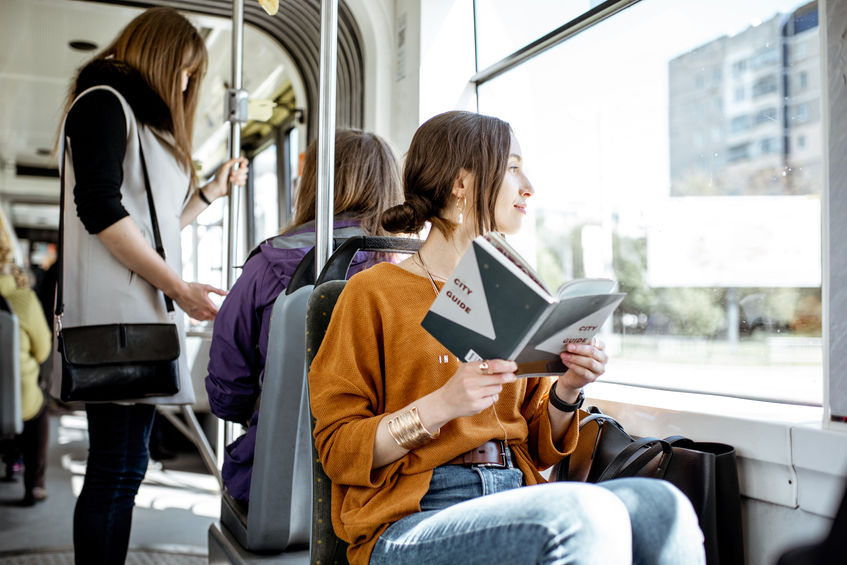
[612,233,656,319]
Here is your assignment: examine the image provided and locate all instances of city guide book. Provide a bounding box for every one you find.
[421,233,625,376]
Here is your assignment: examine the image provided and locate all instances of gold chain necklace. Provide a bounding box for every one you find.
[415,251,441,297]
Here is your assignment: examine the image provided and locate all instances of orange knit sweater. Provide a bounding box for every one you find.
[308,263,579,565]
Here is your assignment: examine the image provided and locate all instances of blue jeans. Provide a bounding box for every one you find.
[370,465,705,565]
[73,403,156,565]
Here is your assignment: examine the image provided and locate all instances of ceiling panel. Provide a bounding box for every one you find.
[0,0,143,167]
[0,0,299,173]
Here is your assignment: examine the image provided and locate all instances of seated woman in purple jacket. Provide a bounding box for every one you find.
[205,129,403,504]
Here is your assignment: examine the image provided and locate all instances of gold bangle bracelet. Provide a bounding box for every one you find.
[386,407,439,451]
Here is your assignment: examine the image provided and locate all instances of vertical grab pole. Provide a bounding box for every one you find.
[315,0,339,276]
[227,0,245,289]
[216,0,248,469]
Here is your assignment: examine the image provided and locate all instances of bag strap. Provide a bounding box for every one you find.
[56,127,174,321]
[664,435,691,446]
[596,437,673,482]
[137,143,175,313]
[578,411,626,432]
[556,411,628,481]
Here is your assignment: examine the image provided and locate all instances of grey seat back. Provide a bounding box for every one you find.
[305,280,350,565]
[0,294,22,437]
[219,283,315,552]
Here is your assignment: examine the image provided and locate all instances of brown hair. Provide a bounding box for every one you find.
[381,111,511,236]
[61,7,207,185]
[285,129,402,235]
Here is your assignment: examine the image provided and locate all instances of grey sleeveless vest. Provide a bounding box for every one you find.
[53,85,195,405]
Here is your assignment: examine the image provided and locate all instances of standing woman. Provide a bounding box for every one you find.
[55,8,247,564]
[309,111,705,565]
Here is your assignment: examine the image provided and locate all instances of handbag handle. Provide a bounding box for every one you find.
[555,410,628,481]
[595,437,673,482]
[56,127,175,322]
[578,411,627,433]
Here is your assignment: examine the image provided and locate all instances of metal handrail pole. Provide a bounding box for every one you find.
[470,0,642,86]
[227,0,245,289]
[216,0,247,470]
[157,406,225,490]
[315,0,339,275]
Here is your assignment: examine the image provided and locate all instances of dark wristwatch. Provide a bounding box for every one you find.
[549,384,584,413]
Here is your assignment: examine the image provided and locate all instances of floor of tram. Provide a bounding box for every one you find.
[0,404,219,563]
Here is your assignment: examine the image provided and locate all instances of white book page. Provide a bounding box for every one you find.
[532,297,624,355]
[556,278,617,299]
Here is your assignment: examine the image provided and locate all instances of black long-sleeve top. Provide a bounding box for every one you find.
[65,89,130,235]
[65,58,176,235]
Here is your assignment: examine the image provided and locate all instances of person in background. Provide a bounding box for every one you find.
[56,7,247,563]
[0,215,51,506]
[206,128,403,505]
[309,111,706,565]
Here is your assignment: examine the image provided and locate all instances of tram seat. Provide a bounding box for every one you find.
[209,280,313,564]
[216,283,315,555]
[305,280,350,565]
[0,294,22,438]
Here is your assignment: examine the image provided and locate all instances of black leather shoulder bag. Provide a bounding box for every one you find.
[56,133,180,402]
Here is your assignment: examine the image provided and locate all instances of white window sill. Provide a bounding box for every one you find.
[583,382,847,518]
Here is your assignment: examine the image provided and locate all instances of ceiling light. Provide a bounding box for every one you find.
[69,40,98,52]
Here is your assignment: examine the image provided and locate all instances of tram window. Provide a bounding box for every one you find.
[252,143,279,246]
[476,0,822,404]
[287,127,300,223]
[182,199,225,316]
[473,1,590,71]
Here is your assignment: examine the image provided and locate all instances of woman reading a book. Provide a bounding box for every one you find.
[309,111,705,565]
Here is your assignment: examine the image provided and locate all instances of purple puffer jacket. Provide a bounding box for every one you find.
[205,220,371,503]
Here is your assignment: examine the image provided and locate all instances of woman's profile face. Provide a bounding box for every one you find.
[493,135,534,235]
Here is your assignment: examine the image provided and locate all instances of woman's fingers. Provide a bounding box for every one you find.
[556,340,609,386]
[227,157,249,185]
[443,359,518,417]
[222,157,248,183]
[474,359,517,376]
[560,353,605,375]
[564,341,608,364]
[205,284,228,297]
[176,282,223,321]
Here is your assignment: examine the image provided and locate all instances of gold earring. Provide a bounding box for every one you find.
[457,196,466,225]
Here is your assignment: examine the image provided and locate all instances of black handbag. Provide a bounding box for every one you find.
[553,408,672,483]
[662,436,744,565]
[552,407,744,565]
[56,134,180,402]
